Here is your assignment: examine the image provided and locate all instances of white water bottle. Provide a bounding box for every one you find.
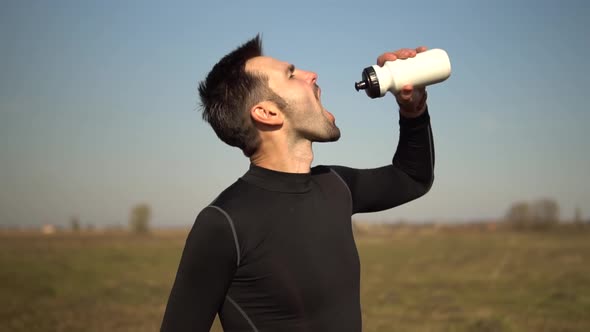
[355,48,452,98]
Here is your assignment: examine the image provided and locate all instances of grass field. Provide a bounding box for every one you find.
[1,227,589,332]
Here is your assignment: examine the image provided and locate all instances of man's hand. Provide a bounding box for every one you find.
[377,46,428,118]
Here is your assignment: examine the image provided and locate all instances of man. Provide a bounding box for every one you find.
[161,35,434,331]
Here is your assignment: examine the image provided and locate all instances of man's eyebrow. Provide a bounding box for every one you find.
[286,64,295,76]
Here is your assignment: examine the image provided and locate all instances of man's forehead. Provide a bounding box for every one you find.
[246,56,288,73]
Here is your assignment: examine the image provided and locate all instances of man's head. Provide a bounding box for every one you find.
[199,35,340,157]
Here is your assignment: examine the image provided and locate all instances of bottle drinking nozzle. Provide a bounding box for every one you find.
[355,48,452,98]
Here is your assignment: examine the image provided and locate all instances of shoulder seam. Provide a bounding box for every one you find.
[207,205,240,267]
[328,168,353,213]
[226,295,259,332]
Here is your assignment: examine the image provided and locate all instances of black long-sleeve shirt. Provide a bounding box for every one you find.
[161,110,434,331]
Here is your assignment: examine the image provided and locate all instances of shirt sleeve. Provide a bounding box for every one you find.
[160,206,238,332]
[330,108,435,214]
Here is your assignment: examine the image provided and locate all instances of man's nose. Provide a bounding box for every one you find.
[300,70,318,85]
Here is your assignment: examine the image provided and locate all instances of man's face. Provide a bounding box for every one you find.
[246,56,340,142]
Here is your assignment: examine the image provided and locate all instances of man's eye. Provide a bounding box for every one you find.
[289,73,295,79]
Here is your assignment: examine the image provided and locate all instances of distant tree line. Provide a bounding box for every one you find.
[504,198,576,230]
[65,203,152,234]
[129,203,151,234]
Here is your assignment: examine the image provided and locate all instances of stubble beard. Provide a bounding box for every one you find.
[313,115,341,143]
[284,97,341,143]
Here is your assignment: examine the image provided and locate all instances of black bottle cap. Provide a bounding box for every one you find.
[354,66,380,99]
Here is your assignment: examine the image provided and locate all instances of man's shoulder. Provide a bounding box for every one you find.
[207,177,252,209]
[311,164,352,192]
[312,164,347,177]
[191,179,256,234]
[312,164,350,181]
[311,164,331,174]
[204,175,277,220]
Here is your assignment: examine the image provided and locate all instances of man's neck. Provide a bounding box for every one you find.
[250,139,313,174]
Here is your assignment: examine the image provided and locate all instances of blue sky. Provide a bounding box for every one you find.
[1,0,589,227]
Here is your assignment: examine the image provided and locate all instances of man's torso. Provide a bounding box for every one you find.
[213,165,361,331]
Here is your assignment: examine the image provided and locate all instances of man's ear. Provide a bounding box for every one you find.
[250,101,284,126]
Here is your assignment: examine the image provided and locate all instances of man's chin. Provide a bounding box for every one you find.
[314,128,341,143]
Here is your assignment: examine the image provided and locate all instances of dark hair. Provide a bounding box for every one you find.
[198,35,286,157]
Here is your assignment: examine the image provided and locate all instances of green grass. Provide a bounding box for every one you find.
[1,228,589,332]
[357,229,590,332]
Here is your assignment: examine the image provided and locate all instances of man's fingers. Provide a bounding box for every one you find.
[397,49,416,59]
[377,53,397,67]
[377,47,427,66]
